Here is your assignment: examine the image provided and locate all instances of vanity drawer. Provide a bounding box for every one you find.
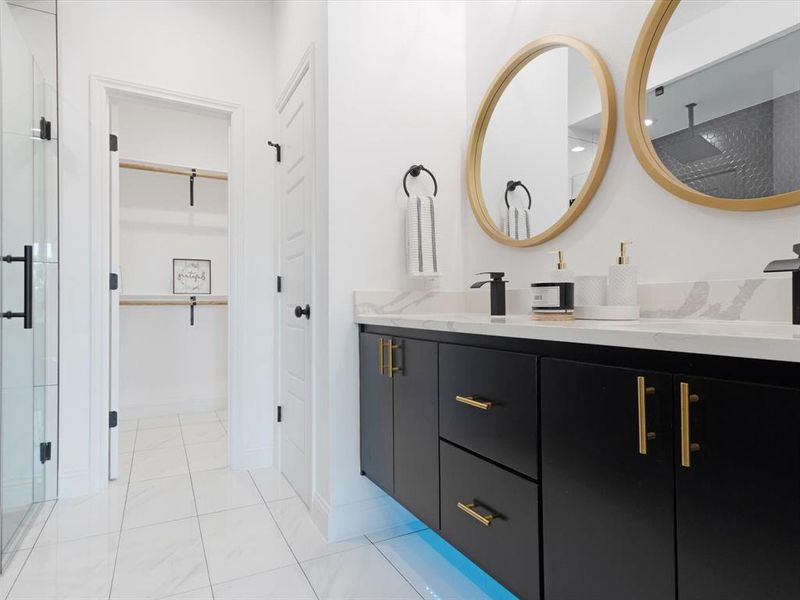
[440,440,540,600]
[439,344,538,478]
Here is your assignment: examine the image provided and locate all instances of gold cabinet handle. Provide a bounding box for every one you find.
[637,376,656,455]
[387,340,400,378]
[378,338,386,375]
[455,395,493,410]
[680,382,700,467]
[457,501,498,527]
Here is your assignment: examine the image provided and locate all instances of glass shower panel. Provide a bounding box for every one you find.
[0,0,52,558]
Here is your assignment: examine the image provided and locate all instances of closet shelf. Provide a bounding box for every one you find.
[120,159,228,181]
[120,293,228,307]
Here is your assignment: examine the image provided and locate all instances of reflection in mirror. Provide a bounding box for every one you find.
[480,47,603,240]
[646,0,800,200]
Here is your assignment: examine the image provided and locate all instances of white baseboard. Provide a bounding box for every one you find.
[311,491,331,537]
[230,445,271,470]
[57,468,93,498]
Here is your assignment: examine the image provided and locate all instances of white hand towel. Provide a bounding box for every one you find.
[501,206,532,240]
[406,195,440,278]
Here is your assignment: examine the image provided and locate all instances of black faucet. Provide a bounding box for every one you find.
[763,243,800,325]
[471,272,507,316]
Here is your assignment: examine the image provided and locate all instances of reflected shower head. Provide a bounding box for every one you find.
[663,103,722,164]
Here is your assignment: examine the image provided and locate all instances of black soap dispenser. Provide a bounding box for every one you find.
[471,272,507,316]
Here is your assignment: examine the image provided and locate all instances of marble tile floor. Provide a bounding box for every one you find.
[0,410,516,599]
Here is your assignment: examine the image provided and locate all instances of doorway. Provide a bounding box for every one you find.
[89,78,245,489]
[107,98,230,478]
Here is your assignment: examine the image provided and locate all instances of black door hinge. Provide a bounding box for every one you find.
[39,442,52,464]
[109,411,118,428]
[267,141,281,163]
[109,134,118,152]
[276,275,282,293]
[110,273,119,290]
[277,406,282,423]
[39,117,52,141]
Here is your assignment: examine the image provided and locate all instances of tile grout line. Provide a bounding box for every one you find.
[179,415,217,600]
[107,418,139,600]
[248,471,320,600]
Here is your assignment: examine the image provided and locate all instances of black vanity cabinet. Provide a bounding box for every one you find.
[674,376,800,600]
[541,361,800,600]
[359,333,393,494]
[359,325,800,600]
[359,333,439,528]
[541,359,675,600]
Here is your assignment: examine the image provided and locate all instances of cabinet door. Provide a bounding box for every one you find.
[359,333,393,494]
[675,376,800,600]
[541,359,675,600]
[393,338,439,529]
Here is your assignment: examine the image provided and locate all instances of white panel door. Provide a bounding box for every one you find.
[108,104,120,480]
[278,68,313,506]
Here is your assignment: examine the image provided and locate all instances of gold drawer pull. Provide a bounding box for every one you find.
[637,376,656,455]
[378,338,386,375]
[457,501,498,526]
[455,395,493,410]
[680,382,700,468]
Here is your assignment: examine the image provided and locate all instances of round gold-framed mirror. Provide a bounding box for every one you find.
[466,35,616,248]
[625,0,800,211]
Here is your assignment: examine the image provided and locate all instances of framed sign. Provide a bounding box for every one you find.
[173,259,211,295]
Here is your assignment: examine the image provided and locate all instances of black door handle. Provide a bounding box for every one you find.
[3,245,33,329]
[294,304,310,319]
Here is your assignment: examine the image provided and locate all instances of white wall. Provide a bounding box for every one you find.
[117,99,229,172]
[117,102,228,418]
[463,0,800,289]
[322,0,466,540]
[58,0,274,496]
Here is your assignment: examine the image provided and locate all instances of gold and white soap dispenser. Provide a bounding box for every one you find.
[607,241,638,306]
[548,250,574,283]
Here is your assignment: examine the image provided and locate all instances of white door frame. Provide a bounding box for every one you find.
[274,46,317,504]
[88,76,245,491]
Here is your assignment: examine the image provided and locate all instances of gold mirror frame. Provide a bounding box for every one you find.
[467,35,616,247]
[625,0,800,211]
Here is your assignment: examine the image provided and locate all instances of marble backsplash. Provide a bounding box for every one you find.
[354,276,792,323]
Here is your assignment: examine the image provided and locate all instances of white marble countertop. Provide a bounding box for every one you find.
[355,312,800,363]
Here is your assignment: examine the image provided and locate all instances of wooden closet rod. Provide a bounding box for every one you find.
[120,160,228,181]
[120,299,228,307]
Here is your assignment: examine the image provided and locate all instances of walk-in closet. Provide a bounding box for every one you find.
[110,99,229,478]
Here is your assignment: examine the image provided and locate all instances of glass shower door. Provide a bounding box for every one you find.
[0,1,50,558]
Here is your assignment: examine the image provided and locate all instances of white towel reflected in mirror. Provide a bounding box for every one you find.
[501,206,533,240]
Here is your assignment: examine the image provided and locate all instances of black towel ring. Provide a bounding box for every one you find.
[505,180,532,209]
[403,164,438,197]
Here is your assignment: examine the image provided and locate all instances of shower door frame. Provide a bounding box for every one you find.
[87,77,245,492]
